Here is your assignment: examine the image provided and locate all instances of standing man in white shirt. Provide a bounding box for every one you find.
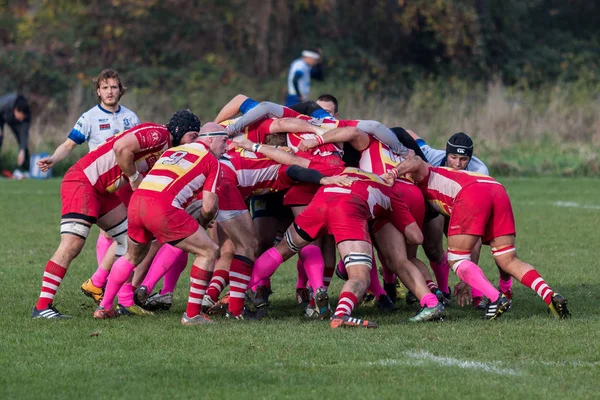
[285,49,322,107]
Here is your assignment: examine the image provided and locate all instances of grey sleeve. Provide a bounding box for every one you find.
[10,120,29,150]
[227,101,286,136]
[467,156,489,175]
[355,120,408,156]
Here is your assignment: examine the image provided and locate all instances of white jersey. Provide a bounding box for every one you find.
[286,59,312,97]
[68,104,140,150]
[416,139,489,175]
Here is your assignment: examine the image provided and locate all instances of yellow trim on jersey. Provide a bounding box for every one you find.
[141,145,210,192]
[430,199,451,217]
[438,166,488,178]
[343,167,391,186]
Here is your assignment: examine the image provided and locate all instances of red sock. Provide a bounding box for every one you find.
[521,269,554,305]
[228,255,254,316]
[205,269,229,303]
[36,261,67,310]
[186,266,212,318]
[334,291,359,317]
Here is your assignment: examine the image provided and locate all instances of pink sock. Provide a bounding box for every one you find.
[368,254,386,297]
[91,267,110,288]
[299,245,325,293]
[420,293,439,308]
[455,260,499,303]
[296,258,308,289]
[142,245,185,293]
[382,266,396,284]
[160,248,188,295]
[471,287,483,298]
[96,235,113,267]
[499,276,513,293]
[100,257,135,309]
[117,283,135,307]
[430,252,450,293]
[337,259,347,277]
[248,248,283,288]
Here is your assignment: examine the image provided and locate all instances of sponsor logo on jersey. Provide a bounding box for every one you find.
[99,123,110,130]
[98,118,109,122]
[123,118,131,129]
[76,121,83,127]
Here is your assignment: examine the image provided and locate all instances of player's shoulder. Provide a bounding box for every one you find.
[118,105,139,117]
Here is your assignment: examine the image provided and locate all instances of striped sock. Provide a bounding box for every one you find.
[205,268,230,303]
[520,269,553,305]
[228,255,254,316]
[36,261,67,310]
[334,291,359,317]
[426,280,439,293]
[186,266,212,318]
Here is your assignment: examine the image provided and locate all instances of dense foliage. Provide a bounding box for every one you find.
[1,0,598,108]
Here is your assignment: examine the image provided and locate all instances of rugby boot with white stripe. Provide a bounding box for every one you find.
[483,294,511,320]
[32,304,72,319]
[330,315,378,329]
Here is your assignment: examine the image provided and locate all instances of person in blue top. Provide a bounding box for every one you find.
[285,49,323,106]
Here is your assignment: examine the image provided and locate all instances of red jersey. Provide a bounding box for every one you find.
[308,165,395,219]
[220,149,293,199]
[137,141,220,209]
[418,166,501,217]
[75,123,169,194]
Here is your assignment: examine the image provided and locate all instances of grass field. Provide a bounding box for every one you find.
[1,177,599,399]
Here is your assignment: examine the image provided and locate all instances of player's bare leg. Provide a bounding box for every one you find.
[490,235,569,319]
[374,223,444,322]
[330,240,378,328]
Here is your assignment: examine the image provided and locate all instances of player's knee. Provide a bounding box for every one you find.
[447,250,471,273]
[105,218,128,257]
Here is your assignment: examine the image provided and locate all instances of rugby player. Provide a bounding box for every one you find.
[385,155,570,320]
[94,120,227,324]
[32,111,196,319]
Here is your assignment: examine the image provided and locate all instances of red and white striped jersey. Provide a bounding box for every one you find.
[220,149,293,199]
[418,166,501,217]
[75,123,170,194]
[358,135,403,175]
[137,141,220,209]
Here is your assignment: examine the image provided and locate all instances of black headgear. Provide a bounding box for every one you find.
[446,132,473,158]
[166,110,201,146]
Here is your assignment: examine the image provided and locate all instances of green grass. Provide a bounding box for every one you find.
[1,177,599,399]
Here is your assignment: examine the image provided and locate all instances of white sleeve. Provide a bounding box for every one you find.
[467,156,489,175]
[420,144,446,166]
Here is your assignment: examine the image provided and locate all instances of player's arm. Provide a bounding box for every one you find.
[299,127,369,152]
[37,138,78,172]
[226,101,291,136]
[355,120,408,156]
[113,133,143,189]
[292,71,303,99]
[198,157,221,226]
[386,153,429,183]
[269,117,323,135]
[214,94,249,123]
[232,138,310,168]
[286,165,354,187]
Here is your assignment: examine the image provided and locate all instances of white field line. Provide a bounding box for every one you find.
[404,350,521,376]
[274,350,598,374]
[515,200,600,210]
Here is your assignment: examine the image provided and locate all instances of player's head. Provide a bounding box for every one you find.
[316,94,339,118]
[445,132,473,170]
[301,49,321,67]
[13,95,31,122]
[198,122,228,158]
[167,110,201,146]
[94,69,126,107]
